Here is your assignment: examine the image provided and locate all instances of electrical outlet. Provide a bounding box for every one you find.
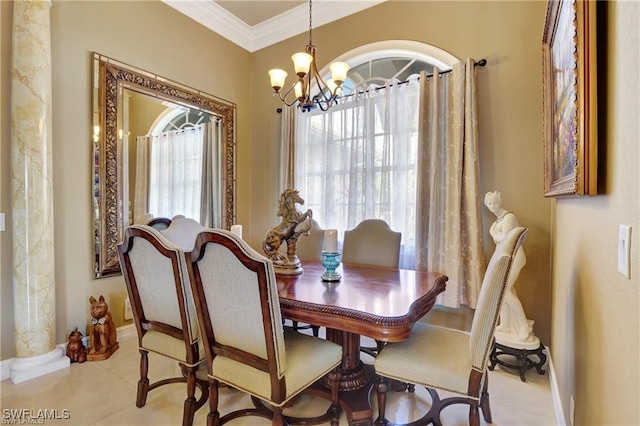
[0,213,5,232]
[570,396,576,425]
[618,225,632,278]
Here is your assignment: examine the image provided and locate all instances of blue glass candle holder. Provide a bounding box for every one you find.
[321,251,341,282]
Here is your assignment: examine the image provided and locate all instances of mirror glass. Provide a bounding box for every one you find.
[92,53,236,278]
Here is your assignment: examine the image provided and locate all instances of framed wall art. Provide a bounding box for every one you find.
[542,0,597,197]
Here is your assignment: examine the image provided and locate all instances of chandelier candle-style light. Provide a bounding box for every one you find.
[268,0,349,111]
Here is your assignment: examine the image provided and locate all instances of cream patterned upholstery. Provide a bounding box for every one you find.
[161,216,205,250]
[117,224,208,426]
[342,219,401,268]
[295,218,325,261]
[187,229,343,425]
[374,227,528,426]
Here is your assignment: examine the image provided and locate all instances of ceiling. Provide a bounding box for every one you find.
[162,0,386,53]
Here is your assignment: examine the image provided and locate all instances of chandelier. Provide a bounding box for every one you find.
[268,0,350,112]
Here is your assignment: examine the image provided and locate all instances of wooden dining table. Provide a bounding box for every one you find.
[276,261,448,426]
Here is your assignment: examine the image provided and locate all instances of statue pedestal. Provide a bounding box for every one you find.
[488,340,546,382]
[274,261,303,276]
[87,342,119,362]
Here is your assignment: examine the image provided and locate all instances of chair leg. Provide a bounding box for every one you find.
[480,373,493,423]
[469,405,480,426]
[136,349,150,408]
[312,325,320,337]
[328,369,342,426]
[181,364,198,426]
[374,377,389,425]
[207,379,221,426]
[272,408,285,426]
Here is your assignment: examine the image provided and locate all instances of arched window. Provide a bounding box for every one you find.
[293,41,459,270]
[325,40,457,95]
[135,105,220,225]
[149,106,214,135]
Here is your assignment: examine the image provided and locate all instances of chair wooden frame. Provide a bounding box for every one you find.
[117,226,208,426]
[187,230,342,426]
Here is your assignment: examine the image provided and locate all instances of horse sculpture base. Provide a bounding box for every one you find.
[274,261,304,276]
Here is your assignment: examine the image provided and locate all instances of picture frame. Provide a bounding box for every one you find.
[542,0,597,197]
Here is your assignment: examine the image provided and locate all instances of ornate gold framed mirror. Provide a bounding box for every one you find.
[92,52,236,278]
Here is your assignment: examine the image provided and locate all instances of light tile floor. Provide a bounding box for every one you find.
[1,334,556,425]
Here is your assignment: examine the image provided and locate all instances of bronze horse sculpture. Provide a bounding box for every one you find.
[262,188,312,275]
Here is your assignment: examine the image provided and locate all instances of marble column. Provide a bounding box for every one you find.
[10,0,69,383]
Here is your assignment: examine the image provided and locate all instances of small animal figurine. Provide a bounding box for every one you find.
[87,295,119,361]
[66,328,87,363]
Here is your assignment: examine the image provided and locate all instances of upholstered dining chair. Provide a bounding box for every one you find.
[295,218,325,262]
[117,224,208,426]
[343,219,402,356]
[146,216,172,230]
[161,216,205,250]
[286,218,324,336]
[342,219,402,268]
[373,227,529,426]
[186,229,343,426]
[146,214,193,232]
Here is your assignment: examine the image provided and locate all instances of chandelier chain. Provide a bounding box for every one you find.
[308,0,313,45]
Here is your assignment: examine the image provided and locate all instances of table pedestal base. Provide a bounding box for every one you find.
[320,360,370,391]
[307,364,375,426]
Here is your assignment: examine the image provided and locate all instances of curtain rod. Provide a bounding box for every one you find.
[370,58,486,91]
[276,58,487,113]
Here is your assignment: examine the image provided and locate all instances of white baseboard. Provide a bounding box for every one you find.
[546,346,567,426]
[1,323,137,382]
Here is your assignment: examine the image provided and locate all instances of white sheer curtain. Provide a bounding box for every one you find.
[147,124,205,221]
[133,135,150,223]
[415,59,485,308]
[133,121,220,226]
[294,76,420,268]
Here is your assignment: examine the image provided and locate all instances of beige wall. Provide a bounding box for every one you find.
[551,1,640,424]
[250,1,552,343]
[0,0,252,359]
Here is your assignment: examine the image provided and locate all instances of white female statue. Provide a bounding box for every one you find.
[484,191,539,348]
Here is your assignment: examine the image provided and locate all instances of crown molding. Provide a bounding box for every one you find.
[163,0,386,53]
[163,1,253,50]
